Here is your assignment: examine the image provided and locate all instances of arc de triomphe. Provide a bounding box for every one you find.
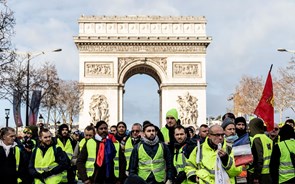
[74,16,211,130]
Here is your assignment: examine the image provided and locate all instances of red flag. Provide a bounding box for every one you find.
[254,65,274,131]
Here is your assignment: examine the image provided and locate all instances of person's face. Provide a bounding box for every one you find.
[269,125,280,137]
[166,116,177,128]
[2,130,16,145]
[174,128,186,144]
[236,122,246,130]
[144,126,156,140]
[117,124,126,135]
[224,124,236,137]
[208,126,224,146]
[72,134,79,141]
[61,128,68,137]
[97,124,108,139]
[131,125,141,139]
[199,127,209,138]
[40,131,52,146]
[84,129,95,140]
[110,127,117,135]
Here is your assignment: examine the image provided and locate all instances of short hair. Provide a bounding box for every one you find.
[132,123,142,130]
[117,121,127,129]
[84,125,95,133]
[110,125,117,129]
[222,113,235,121]
[39,128,51,137]
[174,125,186,132]
[95,120,108,129]
[0,127,15,140]
[200,124,208,128]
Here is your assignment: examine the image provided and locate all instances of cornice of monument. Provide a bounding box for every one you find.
[78,15,207,23]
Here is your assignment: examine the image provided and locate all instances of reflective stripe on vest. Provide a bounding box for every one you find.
[57,138,74,159]
[86,139,97,177]
[173,147,186,174]
[79,138,86,151]
[249,134,272,174]
[124,137,133,170]
[160,127,170,143]
[138,143,166,182]
[278,140,295,183]
[114,141,120,178]
[34,146,62,184]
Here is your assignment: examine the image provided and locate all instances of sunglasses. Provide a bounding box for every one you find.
[210,133,225,137]
[273,128,279,131]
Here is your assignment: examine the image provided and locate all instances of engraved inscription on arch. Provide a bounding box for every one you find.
[173,62,201,78]
[84,62,113,77]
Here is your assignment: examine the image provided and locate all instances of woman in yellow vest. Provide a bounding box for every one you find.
[29,128,69,184]
[270,124,295,184]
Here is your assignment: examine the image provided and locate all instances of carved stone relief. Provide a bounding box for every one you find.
[89,94,110,124]
[177,92,198,125]
[85,62,113,77]
[118,57,167,75]
[77,44,203,54]
[173,62,201,78]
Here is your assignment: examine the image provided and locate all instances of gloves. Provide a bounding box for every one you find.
[41,171,52,179]
[165,180,172,184]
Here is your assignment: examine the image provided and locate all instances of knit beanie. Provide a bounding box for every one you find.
[166,108,179,121]
[58,124,69,135]
[221,117,235,129]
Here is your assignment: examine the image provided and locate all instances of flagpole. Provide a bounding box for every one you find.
[269,64,273,73]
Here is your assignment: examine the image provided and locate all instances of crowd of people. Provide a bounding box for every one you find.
[0,109,295,184]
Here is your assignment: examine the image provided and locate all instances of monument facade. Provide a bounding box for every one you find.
[74,15,211,129]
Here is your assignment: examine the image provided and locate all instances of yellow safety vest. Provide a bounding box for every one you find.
[278,140,295,183]
[249,134,273,174]
[114,141,120,178]
[57,138,74,183]
[138,143,166,182]
[124,137,133,170]
[34,146,63,184]
[174,146,188,184]
[79,138,86,152]
[15,146,22,184]
[85,139,97,177]
[160,127,170,143]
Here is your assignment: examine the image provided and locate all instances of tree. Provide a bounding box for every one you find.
[54,80,80,129]
[275,59,295,122]
[230,75,264,116]
[0,0,15,68]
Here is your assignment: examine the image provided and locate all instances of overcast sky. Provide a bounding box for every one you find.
[1,0,295,128]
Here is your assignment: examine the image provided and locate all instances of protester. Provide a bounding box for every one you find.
[29,128,69,183]
[0,127,27,184]
[285,119,295,128]
[235,117,247,138]
[247,118,272,183]
[270,124,295,184]
[185,125,241,183]
[222,118,239,147]
[77,120,117,184]
[125,123,142,173]
[129,122,173,184]
[268,124,280,144]
[55,124,77,183]
[110,125,117,135]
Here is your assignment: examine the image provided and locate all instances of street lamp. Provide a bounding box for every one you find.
[5,109,10,127]
[277,48,295,54]
[25,49,62,126]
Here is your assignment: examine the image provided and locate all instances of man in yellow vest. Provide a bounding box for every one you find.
[0,127,27,183]
[125,123,142,173]
[129,122,173,184]
[77,120,117,184]
[161,108,179,154]
[185,125,241,183]
[55,123,77,183]
[270,124,295,184]
[29,128,69,183]
[248,118,272,183]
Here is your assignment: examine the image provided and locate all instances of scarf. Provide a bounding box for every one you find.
[0,140,17,157]
[142,136,159,146]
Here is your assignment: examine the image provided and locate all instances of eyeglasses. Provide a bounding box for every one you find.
[210,133,224,137]
[273,128,279,131]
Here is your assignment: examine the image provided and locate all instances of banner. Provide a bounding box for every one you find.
[13,90,23,127]
[254,65,274,132]
[29,90,42,125]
